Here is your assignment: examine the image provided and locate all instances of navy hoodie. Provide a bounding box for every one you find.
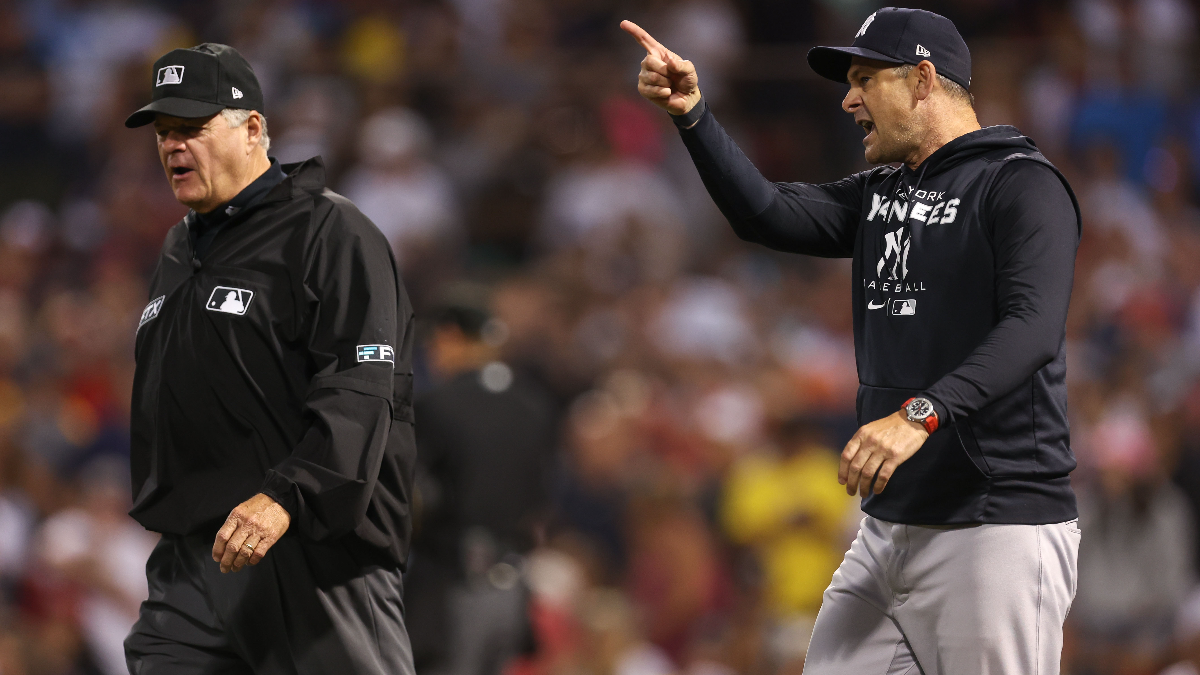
[677,102,1081,525]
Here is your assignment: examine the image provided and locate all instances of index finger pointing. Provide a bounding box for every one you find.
[620,20,665,56]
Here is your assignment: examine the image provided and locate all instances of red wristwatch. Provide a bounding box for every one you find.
[902,397,939,434]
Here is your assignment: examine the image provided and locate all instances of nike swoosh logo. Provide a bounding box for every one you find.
[867,300,886,310]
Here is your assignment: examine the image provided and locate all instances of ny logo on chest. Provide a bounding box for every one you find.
[863,190,963,290]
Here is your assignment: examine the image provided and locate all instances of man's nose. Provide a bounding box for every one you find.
[842,90,860,114]
[159,132,187,152]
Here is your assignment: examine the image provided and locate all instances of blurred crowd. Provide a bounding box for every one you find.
[0,0,1198,673]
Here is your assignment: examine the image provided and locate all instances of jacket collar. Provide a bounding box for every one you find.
[280,156,326,195]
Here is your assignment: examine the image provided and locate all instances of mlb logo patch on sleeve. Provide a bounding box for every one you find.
[138,296,165,330]
[206,287,254,315]
[357,345,395,364]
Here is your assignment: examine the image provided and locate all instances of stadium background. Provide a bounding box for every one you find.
[0,0,1196,673]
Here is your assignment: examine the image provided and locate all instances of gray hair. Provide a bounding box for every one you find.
[220,108,271,152]
[894,64,974,107]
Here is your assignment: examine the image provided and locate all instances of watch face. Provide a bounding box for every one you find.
[907,398,933,420]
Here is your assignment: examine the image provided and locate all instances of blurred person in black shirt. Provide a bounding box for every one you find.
[408,295,558,675]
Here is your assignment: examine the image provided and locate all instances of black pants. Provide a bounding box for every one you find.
[125,533,414,675]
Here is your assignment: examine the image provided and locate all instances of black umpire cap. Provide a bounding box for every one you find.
[125,43,264,128]
[807,7,971,90]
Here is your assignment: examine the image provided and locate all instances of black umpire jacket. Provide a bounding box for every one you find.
[678,104,1081,525]
[130,157,416,568]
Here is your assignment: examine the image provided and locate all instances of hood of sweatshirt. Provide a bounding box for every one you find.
[893,125,1041,198]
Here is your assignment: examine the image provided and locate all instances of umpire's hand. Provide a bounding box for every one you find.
[212,493,291,573]
[839,412,930,498]
[621,20,702,116]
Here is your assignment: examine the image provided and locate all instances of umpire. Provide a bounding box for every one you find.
[626,7,1081,675]
[122,44,416,674]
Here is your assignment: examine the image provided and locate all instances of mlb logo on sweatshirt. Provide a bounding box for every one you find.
[206,287,254,315]
[891,299,917,316]
[357,345,395,364]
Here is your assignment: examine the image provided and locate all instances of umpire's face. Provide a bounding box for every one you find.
[842,57,921,165]
[153,111,266,214]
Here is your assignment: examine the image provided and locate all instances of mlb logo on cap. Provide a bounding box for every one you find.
[156,65,185,86]
[125,43,265,128]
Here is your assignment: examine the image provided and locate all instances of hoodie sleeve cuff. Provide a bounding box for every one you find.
[260,471,300,520]
[918,393,950,431]
[670,98,708,129]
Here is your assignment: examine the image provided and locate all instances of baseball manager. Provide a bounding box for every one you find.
[626,7,1081,674]
[123,44,416,674]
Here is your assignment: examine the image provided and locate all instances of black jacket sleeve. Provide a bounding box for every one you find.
[260,199,400,540]
[675,99,865,257]
[922,161,1080,422]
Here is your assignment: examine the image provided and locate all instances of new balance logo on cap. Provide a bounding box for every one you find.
[916,44,931,57]
[232,86,243,99]
[156,66,184,86]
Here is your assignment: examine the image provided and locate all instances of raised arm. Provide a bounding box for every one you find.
[621,20,863,258]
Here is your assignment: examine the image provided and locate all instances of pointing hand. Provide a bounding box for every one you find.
[620,20,702,116]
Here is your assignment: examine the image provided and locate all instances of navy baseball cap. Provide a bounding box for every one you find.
[125,43,264,128]
[807,7,971,90]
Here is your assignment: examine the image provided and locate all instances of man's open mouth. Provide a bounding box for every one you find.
[859,119,875,135]
[172,167,194,177]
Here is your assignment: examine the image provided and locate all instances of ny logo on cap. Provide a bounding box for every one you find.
[156,65,185,86]
[856,12,876,38]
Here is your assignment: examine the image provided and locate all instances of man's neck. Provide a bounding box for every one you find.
[905,109,982,170]
[196,151,272,213]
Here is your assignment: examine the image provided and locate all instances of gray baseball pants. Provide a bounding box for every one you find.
[803,516,1080,675]
[125,533,414,675]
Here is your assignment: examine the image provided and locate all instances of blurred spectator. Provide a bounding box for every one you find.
[721,418,854,616]
[1075,407,1196,671]
[341,107,462,268]
[538,99,687,290]
[409,293,558,675]
[721,417,856,671]
[33,458,154,675]
[1162,587,1200,675]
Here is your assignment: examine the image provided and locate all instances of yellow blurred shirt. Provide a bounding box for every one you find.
[721,447,854,616]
